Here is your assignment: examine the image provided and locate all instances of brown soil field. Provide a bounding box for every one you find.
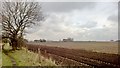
[27,44,120,68]
[29,41,119,54]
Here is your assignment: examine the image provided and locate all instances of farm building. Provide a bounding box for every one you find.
[63,38,74,42]
[34,39,46,42]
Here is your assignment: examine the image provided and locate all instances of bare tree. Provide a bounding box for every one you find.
[2,2,44,50]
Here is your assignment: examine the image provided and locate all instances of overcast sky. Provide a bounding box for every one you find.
[25,2,118,41]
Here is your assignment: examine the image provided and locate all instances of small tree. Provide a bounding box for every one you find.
[2,38,9,50]
[2,2,44,50]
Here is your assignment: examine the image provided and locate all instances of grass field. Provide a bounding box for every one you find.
[2,43,56,66]
[0,52,1,67]
[0,43,2,67]
[2,52,12,66]
[29,41,118,54]
[8,48,56,66]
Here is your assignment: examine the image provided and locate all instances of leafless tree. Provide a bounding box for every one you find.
[2,2,44,50]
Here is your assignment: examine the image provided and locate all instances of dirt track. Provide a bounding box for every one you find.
[27,44,120,68]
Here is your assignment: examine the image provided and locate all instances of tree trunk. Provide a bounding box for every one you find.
[12,41,17,50]
[11,38,18,50]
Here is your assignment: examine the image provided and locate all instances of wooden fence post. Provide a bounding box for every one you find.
[38,48,41,62]
[44,50,47,58]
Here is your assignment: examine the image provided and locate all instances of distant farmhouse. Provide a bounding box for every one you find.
[34,39,46,42]
[63,38,74,42]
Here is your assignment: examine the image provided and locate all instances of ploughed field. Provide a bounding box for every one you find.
[29,41,118,54]
[27,42,120,68]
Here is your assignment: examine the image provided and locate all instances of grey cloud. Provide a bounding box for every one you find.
[25,2,118,41]
[80,21,97,28]
[0,21,1,32]
[108,14,118,22]
[74,27,118,41]
[119,2,120,40]
[87,28,117,40]
[25,13,66,34]
[42,2,96,13]
[118,2,120,27]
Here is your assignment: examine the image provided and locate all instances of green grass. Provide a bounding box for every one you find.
[0,51,2,67]
[2,43,56,66]
[2,43,12,66]
[2,52,12,66]
[8,48,56,66]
